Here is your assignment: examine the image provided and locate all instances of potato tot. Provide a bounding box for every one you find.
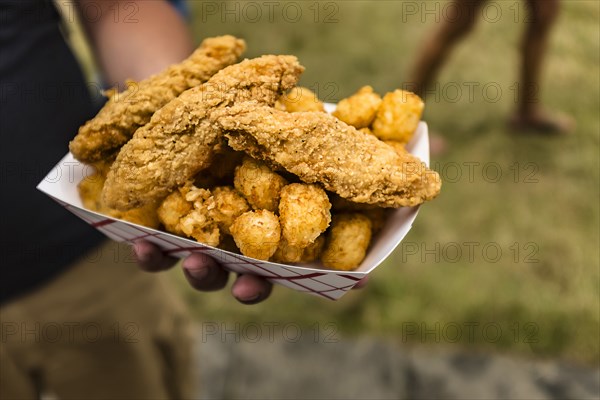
[206,186,250,235]
[179,187,220,246]
[333,85,382,129]
[279,183,331,248]
[234,157,288,212]
[372,89,424,143]
[230,210,281,260]
[277,87,325,113]
[271,235,326,263]
[383,140,409,156]
[79,169,159,229]
[322,214,372,271]
[158,189,193,236]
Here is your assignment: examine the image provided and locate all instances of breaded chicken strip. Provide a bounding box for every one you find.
[212,103,441,208]
[70,36,246,163]
[103,55,304,211]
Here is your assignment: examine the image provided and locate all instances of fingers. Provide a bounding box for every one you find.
[133,240,178,272]
[182,253,229,291]
[231,274,273,305]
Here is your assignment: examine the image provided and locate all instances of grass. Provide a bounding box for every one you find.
[165,0,600,365]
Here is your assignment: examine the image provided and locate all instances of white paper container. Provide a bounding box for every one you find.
[37,108,429,300]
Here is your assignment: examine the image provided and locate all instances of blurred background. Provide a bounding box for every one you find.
[62,0,598,398]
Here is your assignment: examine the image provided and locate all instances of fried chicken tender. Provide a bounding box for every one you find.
[230,210,281,260]
[321,214,372,271]
[332,85,382,129]
[233,157,289,212]
[103,55,304,211]
[276,87,325,112]
[372,90,424,143]
[206,186,250,235]
[279,184,331,248]
[213,103,441,208]
[70,36,246,163]
[78,169,160,228]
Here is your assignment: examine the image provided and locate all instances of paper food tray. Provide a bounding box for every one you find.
[37,106,429,300]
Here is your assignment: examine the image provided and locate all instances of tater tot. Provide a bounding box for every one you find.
[157,188,193,236]
[179,187,220,246]
[332,86,382,129]
[372,90,424,143]
[79,169,160,228]
[299,235,325,262]
[78,171,106,212]
[359,127,375,136]
[230,210,281,260]
[206,186,250,235]
[360,208,388,234]
[277,87,325,113]
[271,238,305,263]
[279,183,331,248]
[118,203,160,229]
[321,214,372,271]
[271,235,326,263]
[384,140,409,156]
[234,157,288,212]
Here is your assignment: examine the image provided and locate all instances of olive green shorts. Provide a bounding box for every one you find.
[1,241,194,399]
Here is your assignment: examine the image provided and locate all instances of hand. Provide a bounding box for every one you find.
[133,240,272,304]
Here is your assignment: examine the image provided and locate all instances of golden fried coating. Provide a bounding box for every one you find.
[103,55,304,211]
[271,238,304,263]
[372,90,424,143]
[70,36,246,163]
[206,186,250,235]
[360,208,388,234]
[278,183,331,248]
[230,210,281,260]
[271,235,326,263]
[233,157,288,212]
[276,87,325,112]
[332,85,382,129]
[213,103,441,208]
[300,235,326,262]
[157,188,193,236]
[117,204,161,229]
[179,187,220,246]
[78,171,106,212]
[359,127,375,136]
[321,214,372,271]
[78,169,159,228]
[384,140,409,156]
[157,184,219,245]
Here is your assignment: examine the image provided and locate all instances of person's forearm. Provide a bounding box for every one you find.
[76,0,194,87]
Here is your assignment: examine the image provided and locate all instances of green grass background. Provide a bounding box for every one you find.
[171,0,600,365]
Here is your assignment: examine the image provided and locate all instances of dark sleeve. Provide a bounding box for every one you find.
[0,0,105,304]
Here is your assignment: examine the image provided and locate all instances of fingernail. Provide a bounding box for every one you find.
[184,266,209,281]
[237,293,262,305]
